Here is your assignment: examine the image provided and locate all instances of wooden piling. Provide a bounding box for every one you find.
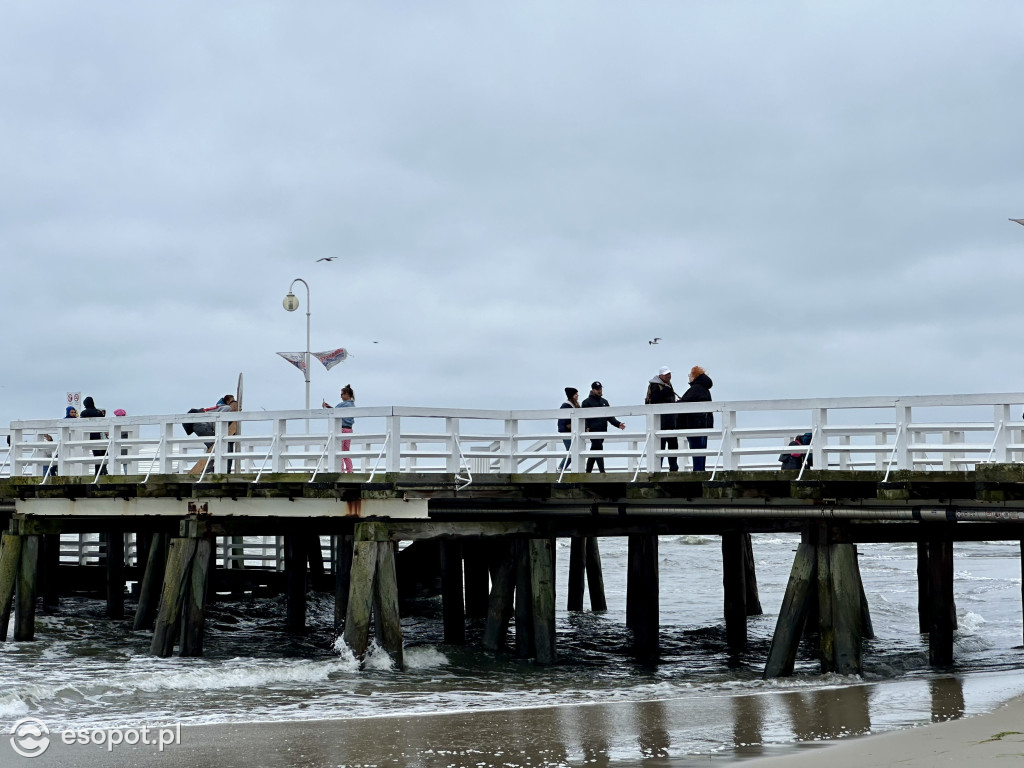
[106,530,125,619]
[530,537,556,665]
[373,539,404,668]
[743,533,763,616]
[134,533,167,631]
[853,545,874,639]
[584,537,607,612]
[721,530,747,653]
[482,541,516,651]
[39,534,60,608]
[764,541,816,678]
[284,535,307,633]
[306,533,325,579]
[567,536,586,612]
[334,533,353,633]
[180,537,212,656]
[463,544,490,619]
[917,542,929,633]
[440,540,466,645]
[514,539,535,658]
[829,542,863,675]
[0,532,22,640]
[627,534,659,659]
[342,525,381,659]
[816,532,837,674]
[928,537,955,667]
[151,537,199,657]
[14,535,40,641]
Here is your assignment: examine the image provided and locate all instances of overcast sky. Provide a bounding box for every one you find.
[3,2,1024,423]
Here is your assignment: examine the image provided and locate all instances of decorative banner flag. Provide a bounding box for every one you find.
[276,351,307,373]
[313,347,349,370]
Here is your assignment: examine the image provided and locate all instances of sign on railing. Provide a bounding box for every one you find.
[4,394,1024,481]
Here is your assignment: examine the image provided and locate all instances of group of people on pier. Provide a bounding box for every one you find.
[558,365,714,473]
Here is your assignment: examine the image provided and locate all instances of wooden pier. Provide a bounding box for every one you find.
[2,394,1024,676]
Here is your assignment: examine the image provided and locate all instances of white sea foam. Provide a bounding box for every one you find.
[125,658,358,693]
[0,696,29,718]
[404,646,448,669]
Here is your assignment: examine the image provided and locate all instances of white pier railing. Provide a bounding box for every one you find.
[3,393,1024,481]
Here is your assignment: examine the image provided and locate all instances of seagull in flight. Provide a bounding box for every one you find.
[649,337,662,345]
[316,257,337,262]
[1011,218,1024,226]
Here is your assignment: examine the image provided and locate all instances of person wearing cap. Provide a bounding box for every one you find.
[646,366,679,472]
[557,387,580,470]
[679,366,714,472]
[582,381,626,473]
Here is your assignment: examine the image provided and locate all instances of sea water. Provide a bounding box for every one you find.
[2,535,1023,763]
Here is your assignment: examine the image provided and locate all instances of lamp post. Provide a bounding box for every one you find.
[282,278,311,411]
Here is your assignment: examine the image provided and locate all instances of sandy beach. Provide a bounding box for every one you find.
[8,692,1023,768]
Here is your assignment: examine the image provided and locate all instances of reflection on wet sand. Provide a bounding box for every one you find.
[733,690,767,758]
[930,676,965,722]
[781,685,872,742]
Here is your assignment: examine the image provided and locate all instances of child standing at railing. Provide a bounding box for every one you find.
[323,385,356,472]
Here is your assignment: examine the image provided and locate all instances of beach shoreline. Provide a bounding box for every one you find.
[12,690,1024,768]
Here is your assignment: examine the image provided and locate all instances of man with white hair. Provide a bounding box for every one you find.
[646,366,679,472]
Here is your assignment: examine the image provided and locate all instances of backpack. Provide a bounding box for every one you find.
[183,408,205,436]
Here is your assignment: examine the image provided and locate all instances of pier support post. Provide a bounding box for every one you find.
[39,534,60,609]
[627,534,659,659]
[585,537,608,612]
[284,535,307,633]
[764,541,816,678]
[530,537,556,665]
[14,535,40,641]
[342,522,403,668]
[0,532,23,640]
[151,536,199,657]
[134,533,167,631]
[334,533,353,633]
[743,533,763,616]
[928,537,955,667]
[463,543,489,619]
[917,542,929,633]
[828,542,863,675]
[722,530,747,653]
[514,539,535,658]
[180,537,212,657]
[106,530,125,619]
[440,540,466,646]
[853,545,874,639]
[567,536,586,611]
[482,541,516,651]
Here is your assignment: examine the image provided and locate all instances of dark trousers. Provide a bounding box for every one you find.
[688,436,707,472]
[92,449,108,476]
[558,438,572,470]
[586,438,605,473]
[661,437,679,472]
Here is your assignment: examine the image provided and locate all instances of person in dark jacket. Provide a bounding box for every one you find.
[582,381,625,473]
[646,366,679,472]
[79,396,108,475]
[557,387,580,470]
[678,366,713,472]
[779,433,813,471]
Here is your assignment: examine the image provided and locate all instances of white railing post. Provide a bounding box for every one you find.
[720,408,736,470]
[570,412,582,473]
[812,407,826,470]
[647,411,658,473]
[272,419,288,473]
[993,404,1010,464]
[385,415,401,473]
[895,405,911,470]
[446,417,460,474]
[504,418,518,474]
[10,429,23,476]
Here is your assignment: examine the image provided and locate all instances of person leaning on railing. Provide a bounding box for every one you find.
[322,385,355,473]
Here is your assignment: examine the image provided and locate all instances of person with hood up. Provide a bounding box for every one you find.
[646,366,679,472]
[779,433,813,471]
[78,396,108,475]
[582,381,626,473]
[678,366,713,472]
[557,387,580,470]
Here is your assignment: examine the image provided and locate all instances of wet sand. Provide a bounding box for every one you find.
[12,693,1024,768]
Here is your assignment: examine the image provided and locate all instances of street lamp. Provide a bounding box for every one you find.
[282,278,311,411]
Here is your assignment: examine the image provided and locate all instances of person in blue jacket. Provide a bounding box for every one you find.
[323,384,356,472]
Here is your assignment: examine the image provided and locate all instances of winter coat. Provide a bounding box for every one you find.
[646,376,677,429]
[582,394,623,432]
[678,373,713,429]
[779,434,813,470]
[557,401,577,433]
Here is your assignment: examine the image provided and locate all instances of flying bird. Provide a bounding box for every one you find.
[1011,218,1024,226]
[649,337,662,345]
[316,257,337,262]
